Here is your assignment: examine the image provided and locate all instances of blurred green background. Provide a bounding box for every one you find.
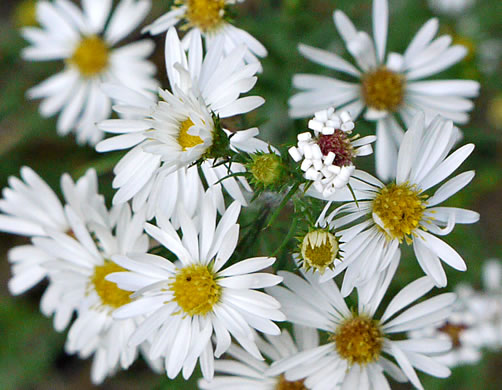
[0,0,501,388]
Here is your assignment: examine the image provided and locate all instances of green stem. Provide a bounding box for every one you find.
[265,182,301,229]
[272,216,298,258]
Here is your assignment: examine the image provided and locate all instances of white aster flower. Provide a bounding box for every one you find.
[288,107,375,198]
[408,304,483,368]
[22,0,157,145]
[289,0,479,179]
[108,190,285,380]
[320,113,479,293]
[427,0,475,16]
[0,167,105,295]
[267,256,455,390]
[465,259,502,348]
[143,0,266,66]
[97,27,267,219]
[33,202,152,384]
[198,325,320,389]
[410,259,502,368]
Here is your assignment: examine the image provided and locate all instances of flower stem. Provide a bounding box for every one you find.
[265,182,301,229]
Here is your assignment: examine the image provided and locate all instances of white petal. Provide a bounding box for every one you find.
[372,0,388,63]
[417,232,467,271]
[298,44,361,77]
[427,171,475,207]
[381,277,435,323]
[417,144,474,191]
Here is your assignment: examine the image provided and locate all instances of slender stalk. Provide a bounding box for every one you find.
[272,216,298,258]
[264,182,301,229]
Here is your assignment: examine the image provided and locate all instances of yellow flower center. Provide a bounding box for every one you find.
[178,118,204,151]
[90,261,132,309]
[170,264,221,316]
[331,315,383,366]
[372,183,427,242]
[184,0,226,33]
[275,375,307,390]
[69,36,109,77]
[14,0,37,28]
[249,153,283,187]
[300,230,340,274]
[361,67,405,112]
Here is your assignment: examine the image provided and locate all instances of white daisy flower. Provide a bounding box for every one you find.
[33,202,153,384]
[198,325,320,389]
[107,190,285,381]
[0,167,105,295]
[408,305,483,368]
[289,0,479,179]
[427,0,475,16]
[408,260,502,368]
[97,27,267,219]
[288,107,375,198]
[22,0,157,145]
[143,0,267,66]
[461,259,502,349]
[267,255,455,390]
[320,113,479,293]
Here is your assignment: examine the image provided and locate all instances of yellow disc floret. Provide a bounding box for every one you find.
[331,315,383,366]
[361,67,405,112]
[300,229,340,274]
[372,183,427,242]
[276,375,307,390]
[184,0,226,33]
[170,264,221,316]
[69,36,109,77]
[178,118,204,151]
[90,261,132,309]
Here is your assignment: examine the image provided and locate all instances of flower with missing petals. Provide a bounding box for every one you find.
[289,0,479,180]
[288,107,374,199]
[22,0,157,145]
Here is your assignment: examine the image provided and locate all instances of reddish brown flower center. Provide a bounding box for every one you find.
[317,130,354,166]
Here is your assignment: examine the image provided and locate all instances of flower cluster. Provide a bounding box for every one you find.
[2,0,497,389]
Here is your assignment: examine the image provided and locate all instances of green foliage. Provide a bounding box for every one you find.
[1,0,501,388]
